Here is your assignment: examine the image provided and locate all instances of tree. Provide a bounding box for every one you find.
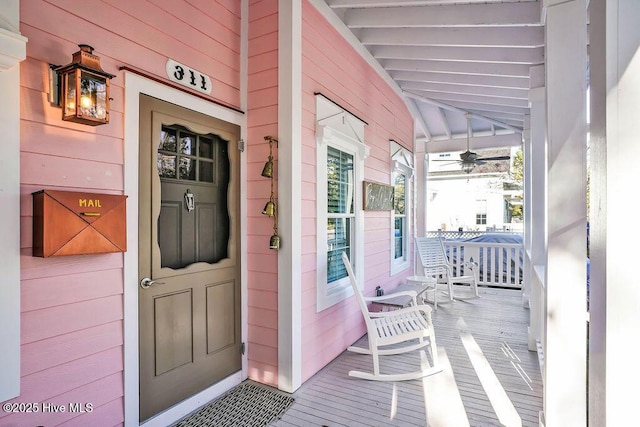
[508,149,524,220]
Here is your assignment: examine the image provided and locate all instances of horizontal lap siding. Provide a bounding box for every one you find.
[247,0,279,387]
[11,1,241,425]
[300,0,414,382]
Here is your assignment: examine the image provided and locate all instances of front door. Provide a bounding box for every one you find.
[138,95,241,421]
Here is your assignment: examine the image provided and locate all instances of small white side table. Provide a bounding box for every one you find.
[373,276,439,311]
[406,275,440,309]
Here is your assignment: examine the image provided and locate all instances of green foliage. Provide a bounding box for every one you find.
[508,149,524,220]
[511,150,524,182]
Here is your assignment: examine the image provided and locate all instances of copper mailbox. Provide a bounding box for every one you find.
[33,190,127,257]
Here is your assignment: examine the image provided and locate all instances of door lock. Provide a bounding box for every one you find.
[140,277,165,289]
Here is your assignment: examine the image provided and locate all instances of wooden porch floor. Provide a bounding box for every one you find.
[271,287,543,427]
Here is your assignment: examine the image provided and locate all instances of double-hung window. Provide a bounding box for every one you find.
[327,146,354,283]
[316,94,368,311]
[390,141,413,275]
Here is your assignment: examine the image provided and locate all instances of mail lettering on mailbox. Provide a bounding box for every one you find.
[33,190,127,257]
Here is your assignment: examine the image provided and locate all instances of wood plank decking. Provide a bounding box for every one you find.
[271,287,543,427]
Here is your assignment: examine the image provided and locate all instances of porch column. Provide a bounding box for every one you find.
[544,0,588,425]
[277,0,302,393]
[522,114,531,308]
[0,0,26,402]
[527,65,546,354]
[415,140,427,238]
[589,0,640,424]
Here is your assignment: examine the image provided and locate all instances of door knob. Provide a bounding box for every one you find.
[140,277,165,289]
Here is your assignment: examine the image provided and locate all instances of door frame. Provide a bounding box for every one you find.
[123,71,248,427]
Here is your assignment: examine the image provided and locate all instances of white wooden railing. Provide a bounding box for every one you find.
[436,237,525,289]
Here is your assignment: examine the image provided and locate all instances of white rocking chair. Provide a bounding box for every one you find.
[415,237,479,304]
[342,252,441,381]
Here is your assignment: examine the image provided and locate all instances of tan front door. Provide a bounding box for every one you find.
[138,95,241,421]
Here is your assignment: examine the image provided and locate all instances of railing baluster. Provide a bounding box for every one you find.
[437,235,524,289]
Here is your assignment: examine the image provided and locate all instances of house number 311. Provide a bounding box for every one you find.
[165,59,212,95]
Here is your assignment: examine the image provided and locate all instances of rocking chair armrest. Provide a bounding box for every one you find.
[364,290,418,303]
[370,304,433,319]
[423,263,451,271]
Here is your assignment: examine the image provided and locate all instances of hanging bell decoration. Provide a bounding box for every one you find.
[269,233,281,250]
[261,156,274,178]
[262,200,276,217]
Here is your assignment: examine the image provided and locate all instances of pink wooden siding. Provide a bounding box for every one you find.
[2,1,242,425]
[300,0,415,382]
[246,0,279,387]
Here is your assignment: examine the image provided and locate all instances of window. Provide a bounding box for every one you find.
[327,146,354,283]
[476,199,487,225]
[393,173,406,260]
[390,142,413,275]
[316,94,368,311]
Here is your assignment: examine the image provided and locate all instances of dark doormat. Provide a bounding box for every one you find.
[174,381,295,427]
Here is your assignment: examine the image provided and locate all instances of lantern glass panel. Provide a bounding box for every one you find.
[79,71,108,120]
[64,72,77,118]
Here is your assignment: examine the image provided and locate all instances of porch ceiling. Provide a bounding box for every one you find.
[321,0,543,152]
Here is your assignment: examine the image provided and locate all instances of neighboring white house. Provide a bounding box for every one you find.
[426,147,522,232]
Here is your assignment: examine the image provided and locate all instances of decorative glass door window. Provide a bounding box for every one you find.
[156,124,230,268]
[157,125,216,183]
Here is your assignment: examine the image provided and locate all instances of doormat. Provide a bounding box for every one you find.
[174,381,294,427]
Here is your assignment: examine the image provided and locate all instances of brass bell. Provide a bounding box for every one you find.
[261,156,274,178]
[262,200,276,217]
[269,233,280,250]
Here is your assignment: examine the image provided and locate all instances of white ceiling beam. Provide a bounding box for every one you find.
[466,109,528,123]
[416,90,529,108]
[436,107,452,139]
[424,132,523,153]
[398,81,529,99]
[434,99,529,116]
[371,45,544,64]
[409,97,432,142]
[380,59,532,77]
[328,0,535,7]
[345,3,541,27]
[404,91,523,132]
[360,27,544,48]
[391,70,529,89]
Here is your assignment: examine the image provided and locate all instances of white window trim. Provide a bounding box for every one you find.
[316,95,368,312]
[390,143,414,276]
[0,3,26,402]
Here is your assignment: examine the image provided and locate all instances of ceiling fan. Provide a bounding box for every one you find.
[436,114,510,174]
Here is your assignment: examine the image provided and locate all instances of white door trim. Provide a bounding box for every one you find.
[123,71,247,426]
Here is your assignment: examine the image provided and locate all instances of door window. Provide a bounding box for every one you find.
[157,124,230,268]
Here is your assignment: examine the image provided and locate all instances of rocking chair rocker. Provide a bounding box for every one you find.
[342,252,442,381]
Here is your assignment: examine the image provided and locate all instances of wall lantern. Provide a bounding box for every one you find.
[54,44,115,126]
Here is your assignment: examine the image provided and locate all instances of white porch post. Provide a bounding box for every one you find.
[277,0,302,393]
[0,0,26,403]
[415,141,428,238]
[522,114,532,308]
[544,0,588,425]
[527,65,546,354]
[589,0,640,424]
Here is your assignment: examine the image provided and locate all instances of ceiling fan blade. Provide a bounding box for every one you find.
[433,161,461,166]
[476,156,510,161]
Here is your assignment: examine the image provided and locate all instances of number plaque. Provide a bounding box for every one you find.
[165,59,212,95]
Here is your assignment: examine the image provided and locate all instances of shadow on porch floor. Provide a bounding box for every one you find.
[271,286,543,427]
